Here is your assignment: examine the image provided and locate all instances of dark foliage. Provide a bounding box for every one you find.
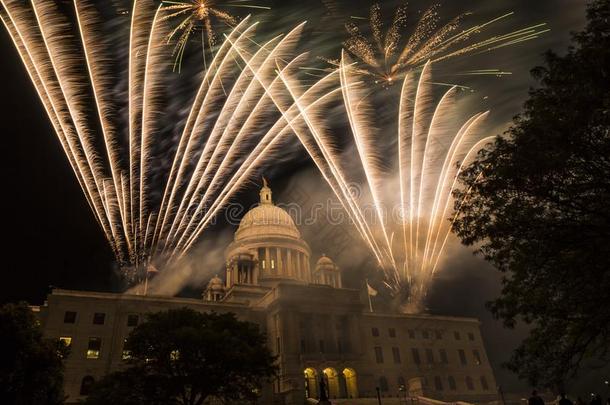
[452,0,610,390]
[84,308,277,405]
[0,302,68,405]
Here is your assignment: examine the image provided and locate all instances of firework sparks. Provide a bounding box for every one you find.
[0,0,321,288]
[331,3,548,86]
[159,0,270,71]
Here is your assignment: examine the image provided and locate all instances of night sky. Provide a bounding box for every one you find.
[0,0,594,393]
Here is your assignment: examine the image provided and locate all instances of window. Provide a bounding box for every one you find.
[411,348,421,365]
[448,376,457,390]
[389,328,396,338]
[473,349,482,365]
[435,330,443,339]
[392,347,401,364]
[434,376,443,391]
[372,327,379,337]
[422,330,429,339]
[439,349,448,364]
[80,376,95,396]
[92,313,105,325]
[454,331,461,340]
[408,330,415,339]
[379,376,389,392]
[87,337,101,359]
[458,349,467,365]
[465,376,474,390]
[425,348,434,364]
[480,376,489,390]
[127,314,139,327]
[374,346,384,363]
[63,311,77,324]
[468,332,475,341]
[59,337,72,347]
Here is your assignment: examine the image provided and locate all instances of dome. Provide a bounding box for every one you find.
[234,179,300,241]
[316,254,337,271]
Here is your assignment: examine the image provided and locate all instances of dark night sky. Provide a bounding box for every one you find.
[1,0,599,394]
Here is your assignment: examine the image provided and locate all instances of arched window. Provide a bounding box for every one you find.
[379,376,389,392]
[80,375,95,396]
[343,368,358,399]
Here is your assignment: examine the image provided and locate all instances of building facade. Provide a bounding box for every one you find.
[35,183,498,404]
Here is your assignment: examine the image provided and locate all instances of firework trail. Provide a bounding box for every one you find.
[285,54,492,313]
[0,0,327,286]
[326,2,548,86]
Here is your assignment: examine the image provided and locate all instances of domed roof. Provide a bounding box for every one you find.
[316,254,334,266]
[234,180,300,241]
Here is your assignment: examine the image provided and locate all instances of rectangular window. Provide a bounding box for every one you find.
[480,376,489,390]
[448,376,457,390]
[63,311,77,324]
[408,330,415,339]
[454,331,461,340]
[411,348,421,365]
[434,376,443,391]
[127,314,139,327]
[426,348,434,364]
[59,337,72,347]
[439,349,448,364]
[258,248,266,270]
[389,328,396,338]
[468,332,475,341]
[374,346,384,363]
[86,337,101,359]
[459,349,467,365]
[92,313,105,325]
[372,327,379,337]
[392,347,401,364]
[473,349,482,365]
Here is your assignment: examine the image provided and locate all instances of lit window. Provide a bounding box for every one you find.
[170,350,180,361]
[59,337,72,347]
[63,311,77,324]
[374,346,384,363]
[92,313,105,325]
[127,314,139,327]
[271,259,275,269]
[86,337,101,359]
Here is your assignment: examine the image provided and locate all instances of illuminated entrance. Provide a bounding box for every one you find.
[304,368,318,399]
[323,368,340,399]
[342,368,358,398]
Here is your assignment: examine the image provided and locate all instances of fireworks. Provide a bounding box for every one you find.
[333,3,548,86]
[0,0,329,286]
[160,0,270,71]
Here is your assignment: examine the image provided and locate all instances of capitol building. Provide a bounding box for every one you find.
[36,182,498,404]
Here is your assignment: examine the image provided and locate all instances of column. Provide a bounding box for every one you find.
[265,247,270,276]
[277,247,283,277]
[287,250,293,278]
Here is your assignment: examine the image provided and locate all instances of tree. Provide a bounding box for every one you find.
[85,308,277,405]
[0,302,67,405]
[452,0,610,390]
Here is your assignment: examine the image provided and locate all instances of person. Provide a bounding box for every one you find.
[529,390,545,405]
[559,393,573,405]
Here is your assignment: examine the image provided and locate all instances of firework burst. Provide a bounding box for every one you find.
[160,0,270,71]
[329,2,548,86]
